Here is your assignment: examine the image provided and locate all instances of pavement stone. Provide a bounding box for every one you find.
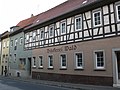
[0,76,120,90]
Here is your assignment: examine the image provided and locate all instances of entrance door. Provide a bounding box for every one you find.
[1,66,3,75]
[28,58,32,76]
[116,52,120,80]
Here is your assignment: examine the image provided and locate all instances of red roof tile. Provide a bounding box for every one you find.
[16,15,39,29]
[26,0,96,29]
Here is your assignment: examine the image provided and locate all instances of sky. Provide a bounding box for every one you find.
[0,0,67,34]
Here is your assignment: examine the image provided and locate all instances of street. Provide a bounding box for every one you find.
[0,77,74,90]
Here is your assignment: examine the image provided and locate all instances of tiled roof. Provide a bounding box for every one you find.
[25,0,96,29]
[16,15,39,29]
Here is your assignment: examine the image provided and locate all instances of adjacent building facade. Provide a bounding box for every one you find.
[23,0,120,86]
[9,15,38,77]
[0,31,10,76]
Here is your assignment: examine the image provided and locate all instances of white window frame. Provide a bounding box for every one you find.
[32,31,36,42]
[75,52,83,69]
[94,50,105,70]
[15,39,18,46]
[32,57,36,67]
[11,40,13,47]
[93,10,102,27]
[49,25,54,37]
[116,4,120,21]
[39,56,43,68]
[48,55,53,68]
[60,54,67,69]
[60,20,66,35]
[3,41,6,48]
[6,41,9,48]
[40,29,44,40]
[75,16,82,31]
[20,37,23,45]
[26,34,29,43]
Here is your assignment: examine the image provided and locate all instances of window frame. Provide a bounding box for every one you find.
[40,29,44,40]
[93,10,102,27]
[39,56,43,68]
[60,54,67,69]
[49,25,54,37]
[75,15,82,31]
[48,55,53,69]
[94,50,105,70]
[20,37,23,45]
[60,20,66,35]
[74,52,84,69]
[32,57,36,67]
[116,4,120,22]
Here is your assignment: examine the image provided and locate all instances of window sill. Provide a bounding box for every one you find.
[94,68,106,71]
[60,68,67,70]
[38,67,43,69]
[32,66,36,69]
[47,67,54,70]
[74,68,84,71]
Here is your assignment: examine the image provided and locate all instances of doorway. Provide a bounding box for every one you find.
[1,66,3,75]
[28,58,32,76]
[116,51,120,80]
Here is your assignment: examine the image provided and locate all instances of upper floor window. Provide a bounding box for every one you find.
[3,41,6,48]
[75,16,82,31]
[60,21,66,34]
[11,40,13,47]
[116,4,120,21]
[75,52,83,69]
[40,30,44,40]
[15,39,18,46]
[32,31,36,41]
[94,51,105,69]
[93,11,102,27]
[60,54,67,69]
[49,25,54,37]
[48,55,53,68]
[7,41,9,48]
[20,37,23,45]
[25,34,29,43]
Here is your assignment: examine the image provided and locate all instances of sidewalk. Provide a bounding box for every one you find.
[1,76,120,90]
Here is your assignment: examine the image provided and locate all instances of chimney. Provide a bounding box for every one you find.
[31,14,34,17]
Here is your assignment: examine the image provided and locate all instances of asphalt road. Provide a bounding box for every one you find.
[0,77,74,90]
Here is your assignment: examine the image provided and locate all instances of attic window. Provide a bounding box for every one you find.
[82,0,87,4]
[36,20,40,23]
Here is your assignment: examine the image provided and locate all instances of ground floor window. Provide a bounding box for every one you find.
[60,54,67,69]
[48,55,53,68]
[94,51,105,69]
[32,57,36,67]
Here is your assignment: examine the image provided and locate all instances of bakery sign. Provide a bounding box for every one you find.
[47,45,77,53]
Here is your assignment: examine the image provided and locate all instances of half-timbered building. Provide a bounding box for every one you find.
[24,0,120,86]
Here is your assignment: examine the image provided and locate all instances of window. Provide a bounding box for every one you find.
[32,31,36,41]
[40,30,44,39]
[60,21,66,34]
[75,16,82,31]
[49,25,54,37]
[7,41,9,48]
[39,56,43,68]
[93,11,102,27]
[48,55,53,68]
[20,37,23,45]
[60,54,67,69]
[94,51,105,69]
[3,41,6,48]
[15,39,18,46]
[75,53,83,69]
[116,4,120,21]
[14,54,16,62]
[11,40,13,47]
[32,57,36,67]
[25,34,29,43]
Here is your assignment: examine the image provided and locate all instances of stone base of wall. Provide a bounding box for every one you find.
[32,71,113,86]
